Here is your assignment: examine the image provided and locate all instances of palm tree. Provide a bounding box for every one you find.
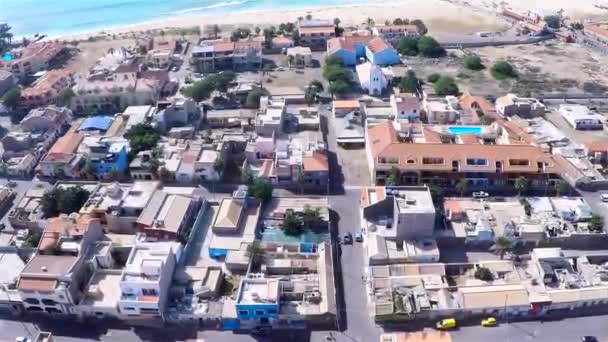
[334,18,341,27]
[366,17,375,28]
[492,236,512,260]
[455,178,468,197]
[246,241,265,264]
[514,176,529,196]
[212,24,221,39]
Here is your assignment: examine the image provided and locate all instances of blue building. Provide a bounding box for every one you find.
[87,140,128,178]
[234,278,280,326]
[326,36,399,66]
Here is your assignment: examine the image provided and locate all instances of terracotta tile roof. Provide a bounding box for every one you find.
[366,37,390,53]
[272,35,293,44]
[46,132,83,158]
[333,99,360,109]
[367,121,561,174]
[586,141,608,153]
[39,214,97,253]
[303,150,329,172]
[458,133,480,144]
[444,199,462,215]
[21,69,71,98]
[459,91,496,115]
[360,186,386,208]
[299,25,335,35]
[422,128,442,144]
[585,23,608,38]
[214,41,235,53]
[327,35,372,53]
[17,278,57,292]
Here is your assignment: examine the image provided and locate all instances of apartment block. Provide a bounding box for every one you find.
[37,132,85,178]
[118,242,181,318]
[372,24,420,43]
[0,42,64,80]
[365,121,563,189]
[19,70,72,109]
[297,19,336,48]
[190,39,262,74]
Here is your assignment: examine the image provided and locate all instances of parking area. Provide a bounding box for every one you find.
[336,145,371,187]
[543,109,608,145]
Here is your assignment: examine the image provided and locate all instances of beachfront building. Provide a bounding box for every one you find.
[297,19,336,49]
[372,24,420,44]
[190,39,262,74]
[146,40,177,69]
[365,121,564,189]
[70,73,160,114]
[19,70,72,109]
[0,42,65,80]
[326,36,399,66]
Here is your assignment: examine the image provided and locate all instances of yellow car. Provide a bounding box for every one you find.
[481,317,497,327]
[435,318,457,330]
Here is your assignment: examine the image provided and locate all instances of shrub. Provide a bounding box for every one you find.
[433,76,459,96]
[474,266,494,281]
[463,54,484,70]
[427,73,441,83]
[491,61,517,80]
[417,36,444,57]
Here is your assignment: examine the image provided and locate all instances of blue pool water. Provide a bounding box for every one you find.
[261,227,329,244]
[447,126,482,135]
[2,53,13,61]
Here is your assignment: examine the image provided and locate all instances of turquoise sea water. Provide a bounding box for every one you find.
[1,0,368,38]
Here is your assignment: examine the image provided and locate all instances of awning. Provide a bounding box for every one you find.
[222,318,240,330]
[209,248,228,259]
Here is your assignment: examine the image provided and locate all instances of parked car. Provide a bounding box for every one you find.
[0,223,5,231]
[581,337,598,342]
[601,193,608,202]
[16,337,30,342]
[472,191,489,199]
[343,233,353,244]
[481,317,497,327]
[355,232,363,242]
[435,318,456,330]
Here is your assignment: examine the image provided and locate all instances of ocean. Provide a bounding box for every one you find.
[0,0,368,38]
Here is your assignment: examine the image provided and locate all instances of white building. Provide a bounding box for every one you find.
[118,241,181,318]
[356,62,388,96]
[256,97,286,137]
[424,96,461,124]
[559,104,604,130]
[391,93,420,121]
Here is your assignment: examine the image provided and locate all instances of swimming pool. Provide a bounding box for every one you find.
[2,53,13,61]
[261,227,329,244]
[447,125,482,135]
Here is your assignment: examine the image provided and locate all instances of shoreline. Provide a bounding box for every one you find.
[47,0,508,42]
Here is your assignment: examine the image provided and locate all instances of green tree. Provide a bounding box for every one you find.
[0,23,13,54]
[397,36,419,56]
[514,176,529,196]
[254,26,261,35]
[56,87,76,107]
[571,22,584,30]
[493,236,512,260]
[245,87,269,108]
[262,27,275,49]
[240,163,254,184]
[417,36,444,57]
[283,210,303,235]
[463,54,484,70]
[22,232,42,248]
[329,79,350,96]
[248,178,273,203]
[553,179,567,196]
[212,24,221,38]
[1,88,20,109]
[433,76,459,96]
[306,79,324,104]
[590,215,604,232]
[302,205,323,227]
[40,186,91,218]
[366,17,375,28]
[456,178,468,196]
[124,124,161,155]
[306,14,313,20]
[212,71,236,93]
[399,70,419,93]
[544,15,561,29]
[184,79,215,102]
[491,61,517,80]
[334,18,341,27]
[393,18,404,25]
[474,266,495,281]
[107,167,120,181]
[427,73,441,83]
[411,19,428,35]
[246,241,265,263]
[386,166,400,186]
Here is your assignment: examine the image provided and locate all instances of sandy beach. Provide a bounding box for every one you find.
[47,0,608,42]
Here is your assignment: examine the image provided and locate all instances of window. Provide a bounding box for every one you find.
[142,289,157,296]
[238,310,249,316]
[24,298,40,305]
[466,158,488,166]
[422,157,444,165]
[268,308,277,314]
[407,159,416,164]
[255,310,265,316]
[509,159,529,166]
[122,307,136,311]
[41,299,57,306]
